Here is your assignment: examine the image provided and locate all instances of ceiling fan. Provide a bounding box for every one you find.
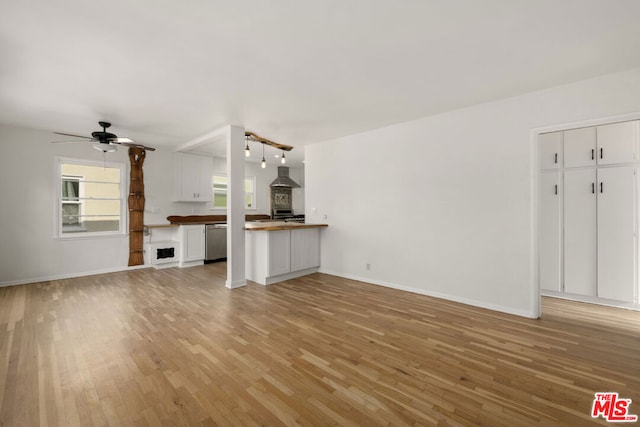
[52,121,156,152]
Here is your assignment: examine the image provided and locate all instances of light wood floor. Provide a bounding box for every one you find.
[0,264,638,426]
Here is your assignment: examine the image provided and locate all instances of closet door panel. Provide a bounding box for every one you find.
[597,166,635,301]
[564,169,597,296]
[596,121,637,165]
[540,172,562,292]
[564,127,596,168]
[540,132,563,170]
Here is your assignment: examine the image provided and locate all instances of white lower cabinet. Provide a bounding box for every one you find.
[246,227,322,285]
[268,230,291,276]
[563,169,597,296]
[540,164,637,303]
[291,228,321,271]
[597,166,635,301]
[179,224,206,267]
[539,172,562,292]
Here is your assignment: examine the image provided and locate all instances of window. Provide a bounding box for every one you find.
[56,158,126,237]
[212,175,256,209]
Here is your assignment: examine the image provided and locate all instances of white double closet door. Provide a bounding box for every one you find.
[563,166,635,301]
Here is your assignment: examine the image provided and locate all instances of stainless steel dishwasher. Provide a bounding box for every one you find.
[205,224,227,262]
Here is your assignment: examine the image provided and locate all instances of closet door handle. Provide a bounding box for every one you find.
[554,153,558,164]
[600,182,604,193]
[554,184,558,195]
[592,183,595,194]
[591,149,595,160]
[600,148,603,159]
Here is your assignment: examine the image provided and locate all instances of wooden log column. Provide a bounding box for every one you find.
[128,147,146,266]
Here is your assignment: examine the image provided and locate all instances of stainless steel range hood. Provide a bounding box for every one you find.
[269,166,300,188]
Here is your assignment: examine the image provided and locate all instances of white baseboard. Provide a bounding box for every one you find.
[318,269,537,319]
[225,279,247,289]
[541,291,640,311]
[0,265,149,288]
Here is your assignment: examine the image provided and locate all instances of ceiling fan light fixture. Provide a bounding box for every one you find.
[92,142,117,153]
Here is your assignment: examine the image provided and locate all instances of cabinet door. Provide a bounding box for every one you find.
[564,169,597,296]
[182,225,205,261]
[539,132,563,170]
[177,154,199,201]
[540,172,562,292]
[175,153,213,202]
[291,228,320,271]
[596,120,638,165]
[268,230,291,276]
[196,156,213,201]
[597,166,635,301]
[563,127,596,168]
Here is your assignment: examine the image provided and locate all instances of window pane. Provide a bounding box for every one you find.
[214,193,227,208]
[62,179,80,200]
[59,161,123,236]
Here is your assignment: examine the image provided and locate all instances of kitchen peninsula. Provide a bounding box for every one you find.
[245,221,328,285]
[162,216,328,285]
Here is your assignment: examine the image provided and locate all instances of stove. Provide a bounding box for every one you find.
[272,209,305,223]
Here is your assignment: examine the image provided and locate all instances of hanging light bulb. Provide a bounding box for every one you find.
[261,143,266,168]
[244,135,251,157]
[281,150,286,164]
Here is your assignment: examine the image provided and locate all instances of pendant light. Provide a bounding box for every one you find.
[261,143,266,168]
[280,150,286,164]
[244,135,251,157]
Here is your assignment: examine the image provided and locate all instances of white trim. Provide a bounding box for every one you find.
[530,128,541,318]
[542,291,640,311]
[318,269,537,319]
[225,279,247,289]
[534,111,640,134]
[532,112,640,311]
[176,125,229,152]
[0,265,148,288]
[54,156,128,238]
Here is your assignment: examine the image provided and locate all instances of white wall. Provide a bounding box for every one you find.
[0,124,305,285]
[305,67,640,318]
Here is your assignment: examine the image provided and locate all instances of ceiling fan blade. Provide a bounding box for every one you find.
[53,132,94,140]
[112,141,156,151]
[108,137,135,143]
[51,139,95,144]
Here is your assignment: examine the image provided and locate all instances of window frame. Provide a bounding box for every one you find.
[54,157,128,239]
[211,174,257,210]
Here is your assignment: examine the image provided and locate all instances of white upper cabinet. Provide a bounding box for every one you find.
[596,120,638,165]
[563,126,596,168]
[539,132,563,170]
[174,153,213,202]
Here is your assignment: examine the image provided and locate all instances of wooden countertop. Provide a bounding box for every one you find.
[244,221,328,231]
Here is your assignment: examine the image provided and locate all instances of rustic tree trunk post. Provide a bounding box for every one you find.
[128,147,146,266]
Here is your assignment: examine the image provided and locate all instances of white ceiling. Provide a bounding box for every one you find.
[2,0,640,166]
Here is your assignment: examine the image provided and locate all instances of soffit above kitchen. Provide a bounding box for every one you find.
[1,0,640,159]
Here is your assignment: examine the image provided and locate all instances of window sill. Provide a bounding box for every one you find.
[54,232,128,241]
